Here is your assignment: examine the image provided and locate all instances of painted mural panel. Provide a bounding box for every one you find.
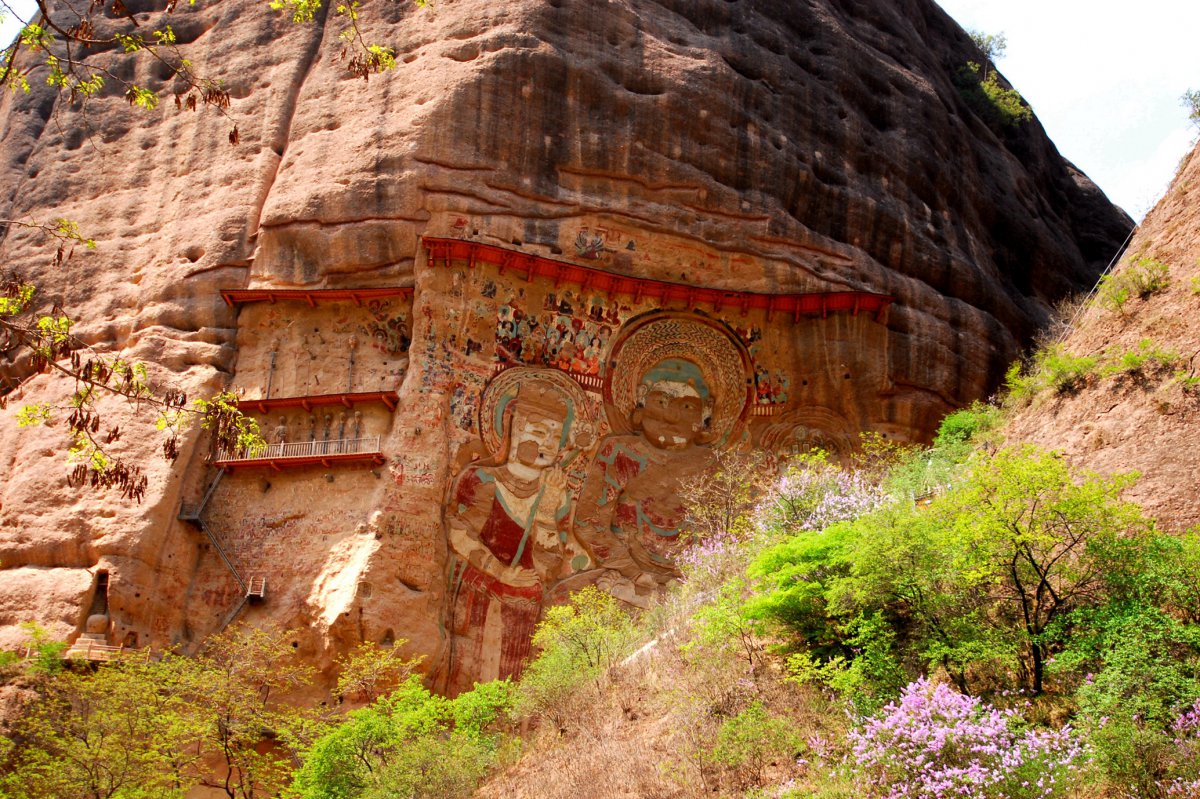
[420,241,893,691]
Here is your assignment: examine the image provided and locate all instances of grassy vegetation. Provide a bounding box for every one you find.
[953,61,1033,130]
[1003,335,1186,408]
[1097,256,1171,314]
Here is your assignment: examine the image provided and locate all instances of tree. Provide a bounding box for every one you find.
[940,446,1148,693]
[968,29,1007,78]
[955,29,1031,130]
[0,651,202,799]
[748,445,1153,697]
[184,624,317,799]
[1184,88,1200,127]
[334,640,424,706]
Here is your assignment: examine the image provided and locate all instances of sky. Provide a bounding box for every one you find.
[3,0,1198,220]
[935,0,1200,220]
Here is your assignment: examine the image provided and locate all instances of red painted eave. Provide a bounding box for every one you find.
[235,391,400,414]
[423,237,894,322]
[219,287,413,307]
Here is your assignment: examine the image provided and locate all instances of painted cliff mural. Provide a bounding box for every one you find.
[420,237,896,691]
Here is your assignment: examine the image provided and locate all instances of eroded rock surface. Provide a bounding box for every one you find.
[0,0,1130,687]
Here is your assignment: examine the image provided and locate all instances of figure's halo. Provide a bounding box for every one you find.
[603,312,753,447]
[478,367,593,454]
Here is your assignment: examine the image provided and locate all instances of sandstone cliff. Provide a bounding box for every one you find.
[0,0,1131,682]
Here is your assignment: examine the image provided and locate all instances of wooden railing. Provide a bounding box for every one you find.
[60,639,125,662]
[215,436,381,463]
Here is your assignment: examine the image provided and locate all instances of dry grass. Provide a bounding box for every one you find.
[475,608,850,799]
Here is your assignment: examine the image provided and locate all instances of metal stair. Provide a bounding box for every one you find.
[178,470,261,632]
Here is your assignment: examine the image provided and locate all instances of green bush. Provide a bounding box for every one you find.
[708,702,800,788]
[954,61,1032,129]
[513,586,635,730]
[1004,345,1098,404]
[932,402,1001,447]
[1175,369,1200,394]
[18,622,67,676]
[885,401,1001,500]
[785,612,908,715]
[290,676,513,799]
[1099,338,1180,380]
[1097,256,1170,313]
[1054,603,1200,794]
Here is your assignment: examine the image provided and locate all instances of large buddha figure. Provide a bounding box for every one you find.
[574,359,716,587]
[573,314,752,606]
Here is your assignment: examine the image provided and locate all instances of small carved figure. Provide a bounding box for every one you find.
[353,410,364,440]
[307,414,317,442]
[273,415,288,445]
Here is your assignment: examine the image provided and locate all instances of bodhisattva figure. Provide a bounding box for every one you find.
[322,413,333,453]
[353,410,364,440]
[307,414,318,442]
[443,380,577,695]
[273,415,289,446]
[337,410,348,452]
[575,358,719,606]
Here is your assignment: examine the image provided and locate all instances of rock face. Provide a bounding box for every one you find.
[0,0,1130,687]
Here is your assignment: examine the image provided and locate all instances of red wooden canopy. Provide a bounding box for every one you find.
[423,237,893,322]
[236,391,399,413]
[220,287,412,307]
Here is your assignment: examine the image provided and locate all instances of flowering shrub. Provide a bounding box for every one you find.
[847,679,1086,799]
[1163,699,1200,797]
[676,531,747,588]
[678,458,885,593]
[755,458,888,535]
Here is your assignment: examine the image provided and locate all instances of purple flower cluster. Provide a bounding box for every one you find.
[679,463,887,589]
[757,462,887,535]
[848,679,1086,799]
[676,531,742,582]
[1172,698,1200,739]
[1163,699,1200,795]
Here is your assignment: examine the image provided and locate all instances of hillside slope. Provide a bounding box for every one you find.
[1007,138,1200,530]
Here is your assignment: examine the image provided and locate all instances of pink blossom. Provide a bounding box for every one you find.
[847,678,1086,799]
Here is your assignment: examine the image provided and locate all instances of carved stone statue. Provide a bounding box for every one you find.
[353,410,364,440]
[273,415,289,445]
